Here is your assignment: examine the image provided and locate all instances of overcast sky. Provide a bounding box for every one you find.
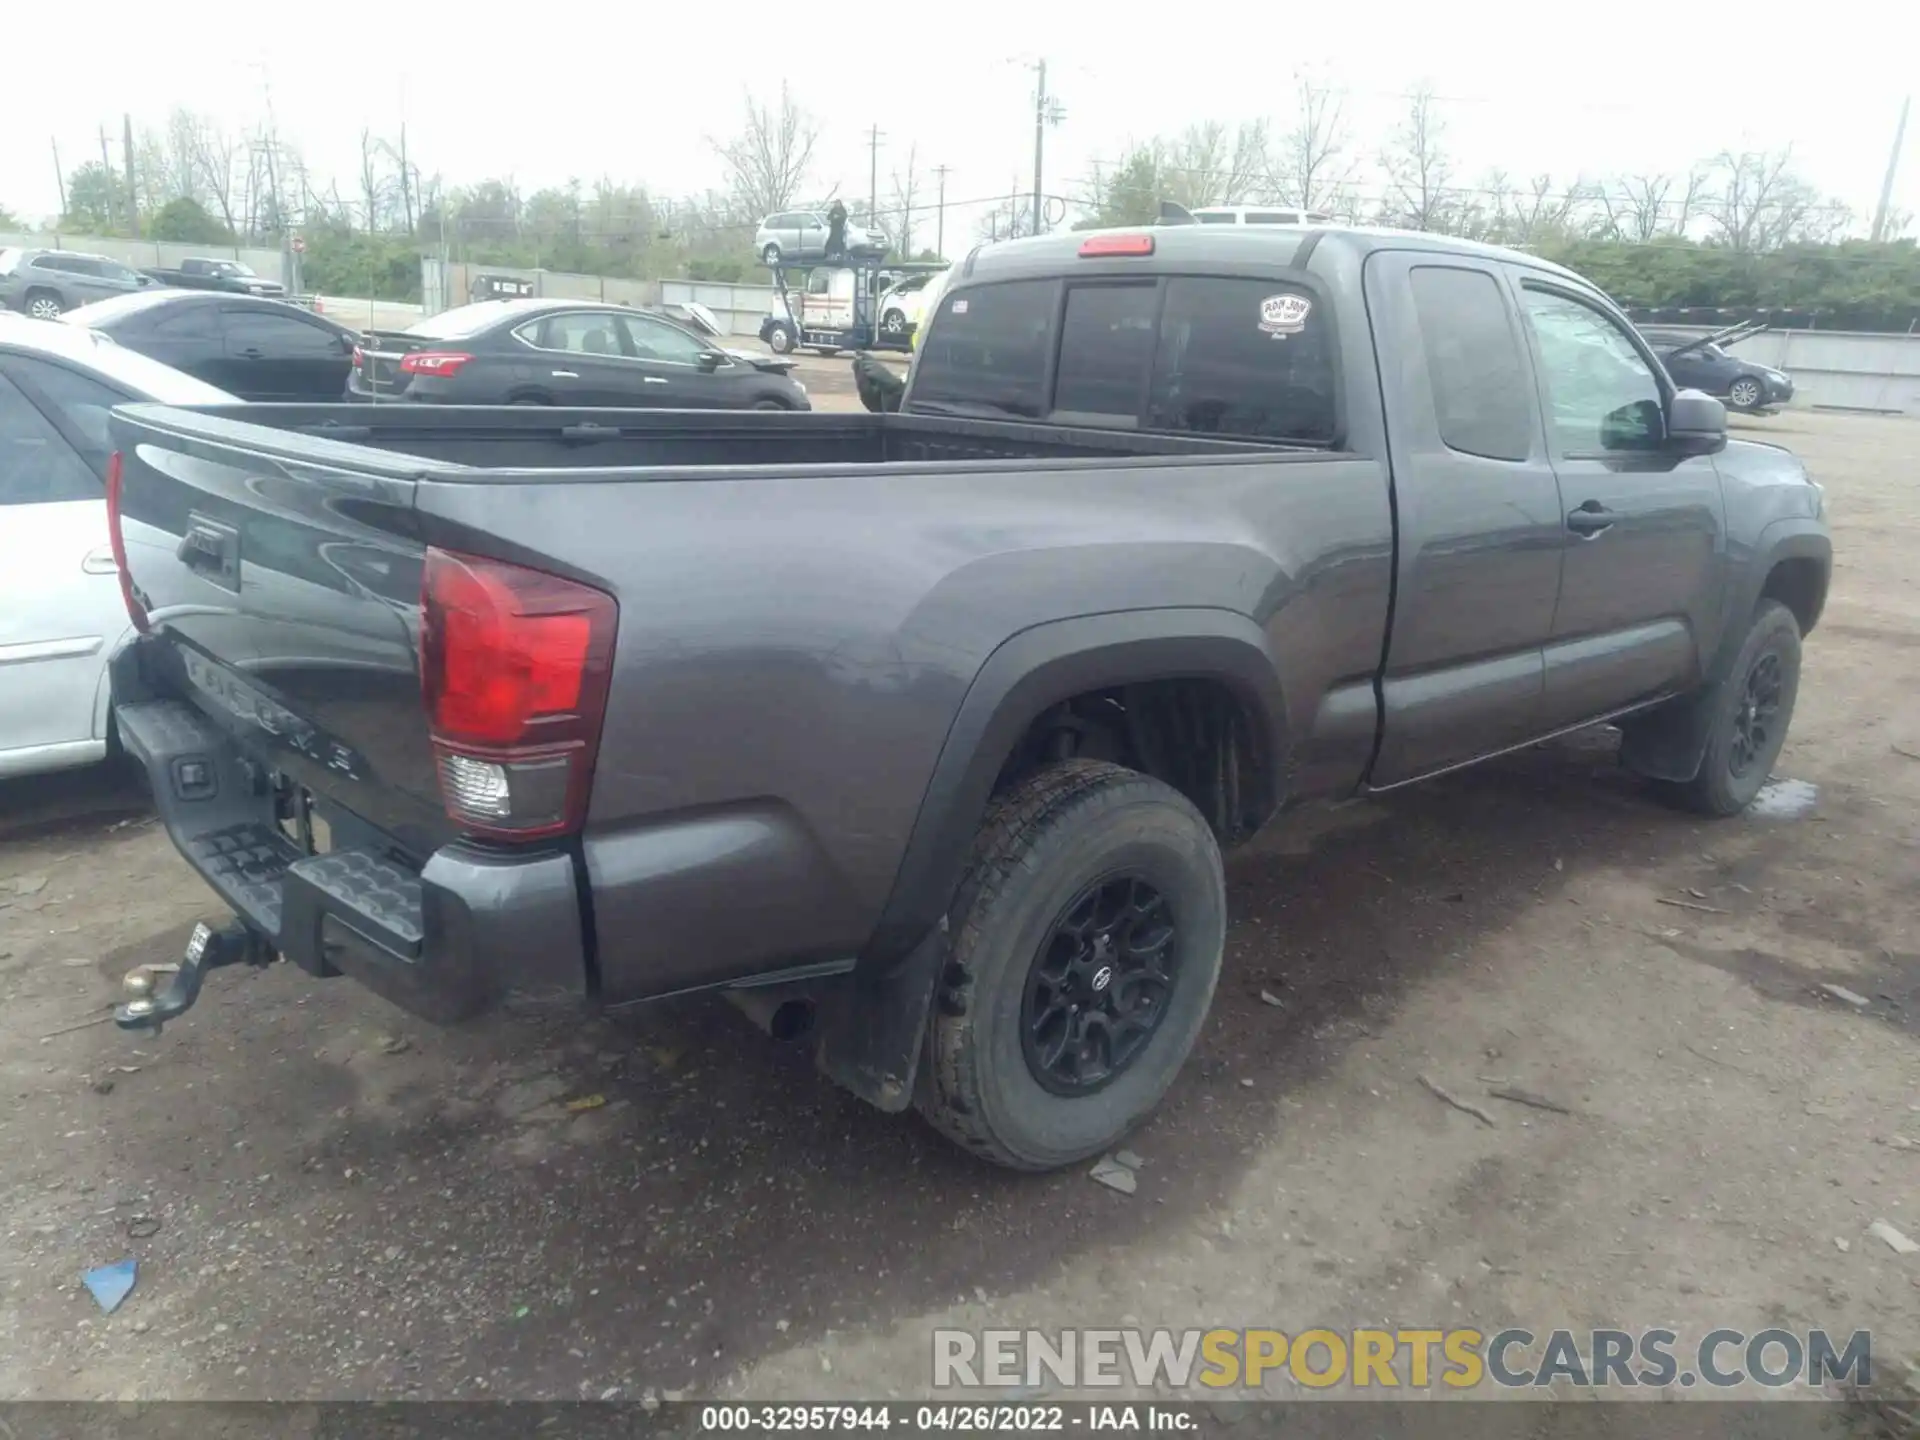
[4,3,1914,244]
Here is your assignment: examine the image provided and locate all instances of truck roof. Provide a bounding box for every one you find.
[955,223,1592,290]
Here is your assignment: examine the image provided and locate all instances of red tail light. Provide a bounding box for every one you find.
[420,548,617,841]
[104,451,149,634]
[1079,234,1155,257]
[400,350,474,377]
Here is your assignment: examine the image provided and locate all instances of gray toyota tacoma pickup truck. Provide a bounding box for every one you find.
[101,223,1830,1170]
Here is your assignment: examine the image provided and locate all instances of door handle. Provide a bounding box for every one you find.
[82,545,118,575]
[550,370,579,378]
[643,377,669,385]
[241,347,264,359]
[1566,502,1617,536]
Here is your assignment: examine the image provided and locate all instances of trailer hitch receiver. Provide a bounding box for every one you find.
[115,920,273,1035]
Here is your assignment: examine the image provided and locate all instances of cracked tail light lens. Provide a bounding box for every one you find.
[420,548,616,840]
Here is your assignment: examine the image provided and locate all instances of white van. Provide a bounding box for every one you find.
[1188,206,1337,226]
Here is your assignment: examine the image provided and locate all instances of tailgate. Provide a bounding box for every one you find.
[110,404,455,857]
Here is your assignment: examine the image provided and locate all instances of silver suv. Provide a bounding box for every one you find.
[753,211,891,266]
[0,248,152,319]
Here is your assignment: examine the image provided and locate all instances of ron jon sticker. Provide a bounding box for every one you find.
[1258,293,1311,339]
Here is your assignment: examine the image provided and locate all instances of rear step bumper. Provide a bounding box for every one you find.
[115,699,589,1024]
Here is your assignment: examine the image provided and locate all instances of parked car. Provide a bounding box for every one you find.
[1640,327,1794,412]
[139,257,286,299]
[103,224,1828,1170]
[469,273,538,304]
[62,290,359,402]
[0,316,235,780]
[0,248,153,318]
[754,210,891,265]
[1188,205,1338,225]
[347,298,809,409]
[877,270,949,343]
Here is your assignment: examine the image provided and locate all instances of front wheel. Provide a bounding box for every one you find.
[766,324,796,355]
[761,242,782,266]
[881,308,907,338]
[1727,377,1764,412]
[1671,600,1802,816]
[916,760,1226,1171]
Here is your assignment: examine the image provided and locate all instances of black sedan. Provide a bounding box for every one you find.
[1641,328,1794,413]
[59,290,359,403]
[346,298,809,409]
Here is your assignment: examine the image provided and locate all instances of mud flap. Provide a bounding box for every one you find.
[1618,683,1722,783]
[812,918,949,1113]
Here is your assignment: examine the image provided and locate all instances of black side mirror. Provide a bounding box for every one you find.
[696,350,725,373]
[1665,389,1728,456]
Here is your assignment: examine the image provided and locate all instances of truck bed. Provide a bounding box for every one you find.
[137,402,1285,472]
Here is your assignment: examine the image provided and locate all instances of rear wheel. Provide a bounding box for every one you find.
[25,289,64,320]
[1670,600,1802,816]
[881,308,907,339]
[916,760,1226,1171]
[507,391,552,405]
[752,398,789,411]
[761,242,782,266]
[1727,376,1764,412]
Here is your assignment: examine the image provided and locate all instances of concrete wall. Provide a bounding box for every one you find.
[0,230,288,283]
[1649,326,1920,416]
[418,258,777,338]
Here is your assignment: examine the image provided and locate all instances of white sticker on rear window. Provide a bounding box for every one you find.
[1258,293,1311,338]
[950,298,969,314]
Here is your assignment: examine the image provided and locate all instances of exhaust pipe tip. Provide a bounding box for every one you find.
[725,987,815,1042]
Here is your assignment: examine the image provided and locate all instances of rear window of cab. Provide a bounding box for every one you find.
[911,272,1337,445]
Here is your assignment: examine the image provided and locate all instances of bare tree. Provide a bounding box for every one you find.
[358,129,391,232]
[712,84,819,219]
[1705,148,1798,251]
[191,122,243,236]
[1165,121,1271,207]
[1276,75,1354,212]
[889,143,920,258]
[1379,86,1454,232]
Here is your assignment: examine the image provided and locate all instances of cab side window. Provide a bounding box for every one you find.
[1523,287,1664,456]
[1409,266,1534,462]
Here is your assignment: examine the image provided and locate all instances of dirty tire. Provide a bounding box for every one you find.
[916,760,1225,1171]
[1673,600,1802,816]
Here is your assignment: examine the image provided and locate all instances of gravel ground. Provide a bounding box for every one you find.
[0,408,1915,1411]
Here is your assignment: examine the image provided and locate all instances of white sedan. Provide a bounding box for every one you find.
[0,316,235,780]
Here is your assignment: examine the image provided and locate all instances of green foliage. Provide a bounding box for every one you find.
[62,162,125,235]
[1540,237,1920,330]
[149,197,232,244]
[298,223,422,302]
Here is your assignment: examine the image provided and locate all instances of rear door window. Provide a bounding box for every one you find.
[912,279,1057,417]
[1408,266,1535,462]
[0,372,101,505]
[1144,277,1336,443]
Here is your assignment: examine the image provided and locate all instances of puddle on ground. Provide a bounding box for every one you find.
[1747,778,1819,819]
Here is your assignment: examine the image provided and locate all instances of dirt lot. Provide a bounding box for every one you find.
[1,409,1915,1407]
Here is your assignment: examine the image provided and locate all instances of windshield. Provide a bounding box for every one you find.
[405,302,523,339]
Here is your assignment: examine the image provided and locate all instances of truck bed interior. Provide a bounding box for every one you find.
[124,403,1309,474]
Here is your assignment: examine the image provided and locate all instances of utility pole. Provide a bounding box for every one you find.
[98,126,118,233]
[1032,59,1047,238]
[933,164,951,257]
[1870,96,1911,243]
[1029,60,1065,236]
[51,139,67,221]
[867,124,885,225]
[123,113,140,238]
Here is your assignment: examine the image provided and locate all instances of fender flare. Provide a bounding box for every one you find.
[1620,520,1831,783]
[813,608,1288,1113]
[862,606,1289,972]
